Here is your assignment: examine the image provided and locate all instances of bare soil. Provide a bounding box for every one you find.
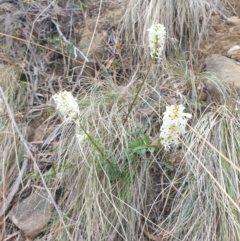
[199,0,240,63]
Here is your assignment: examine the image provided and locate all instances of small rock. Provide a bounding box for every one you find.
[209,14,222,26]
[204,55,240,102]
[227,45,240,61]
[229,25,240,34]
[226,16,240,26]
[9,190,53,238]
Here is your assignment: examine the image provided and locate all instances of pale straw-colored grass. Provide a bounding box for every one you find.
[2,0,240,240]
[119,0,232,64]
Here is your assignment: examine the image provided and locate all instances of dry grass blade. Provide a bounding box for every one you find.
[119,0,232,66]
[0,157,28,217]
[158,104,240,241]
[0,87,73,240]
[0,0,239,240]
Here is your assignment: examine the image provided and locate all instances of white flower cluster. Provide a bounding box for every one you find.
[147,23,166,60]
[53,90,80,123]
[76,132,87,142]
[160,105,192,150]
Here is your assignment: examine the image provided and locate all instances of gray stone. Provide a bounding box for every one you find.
[205,54,240,88]
[9,190,53,238]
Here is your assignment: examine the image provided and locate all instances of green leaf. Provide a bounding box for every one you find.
[129,135,151,155]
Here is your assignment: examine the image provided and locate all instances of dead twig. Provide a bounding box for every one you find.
[0,87,73,241]
[107,222,121,241]
[0,157,28,218]
[51,19,89,62]
[4,231,21,241]
[143,229,168,241]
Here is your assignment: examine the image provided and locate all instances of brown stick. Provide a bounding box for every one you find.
[107,222,121,241]
[0,157,28,218]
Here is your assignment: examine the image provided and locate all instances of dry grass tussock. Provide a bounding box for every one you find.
[0,0,240,240]
[119,0,232,65]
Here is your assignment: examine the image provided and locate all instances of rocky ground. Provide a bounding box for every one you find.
[198,1,240,103]
[1,0,240,240]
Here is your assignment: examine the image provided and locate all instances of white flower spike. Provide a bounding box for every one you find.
[160,105,192,150]
[53,90,80,123]
[147,23,166,60]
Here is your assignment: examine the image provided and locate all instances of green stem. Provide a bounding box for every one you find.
[123,53,156,125]
[80,124,114,168]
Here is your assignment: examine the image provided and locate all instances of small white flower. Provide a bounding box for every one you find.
[147,23,166,60]
[76,132,87,143]
[160,105,192,150]
[53,91,80,123]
